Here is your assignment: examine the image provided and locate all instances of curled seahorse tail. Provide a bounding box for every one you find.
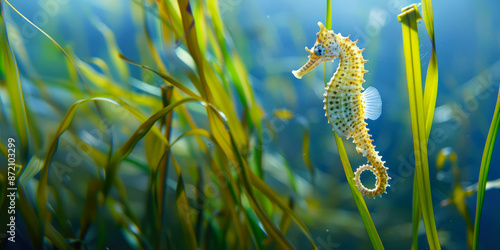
[353,160,390,198]
[352,129,390,198]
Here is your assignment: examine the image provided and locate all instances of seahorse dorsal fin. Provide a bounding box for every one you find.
[362,86,382,120]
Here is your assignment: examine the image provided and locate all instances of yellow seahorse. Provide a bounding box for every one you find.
[292,22,390,198]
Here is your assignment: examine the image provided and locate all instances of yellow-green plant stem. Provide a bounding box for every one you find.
[333,133,384,249]
[473,86,500,250]
[326,0,331,31]
[398,4,440,249]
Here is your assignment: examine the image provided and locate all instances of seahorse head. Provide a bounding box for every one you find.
[292,22,340,79]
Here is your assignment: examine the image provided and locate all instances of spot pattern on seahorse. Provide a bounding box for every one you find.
[292,22,390,198]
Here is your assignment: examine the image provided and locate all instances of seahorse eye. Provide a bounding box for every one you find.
[314,44,326,56]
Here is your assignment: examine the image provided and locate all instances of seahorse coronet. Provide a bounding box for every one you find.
[292,22,390,198]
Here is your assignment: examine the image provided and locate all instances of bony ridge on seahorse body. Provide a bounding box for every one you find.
[292,22,390,198]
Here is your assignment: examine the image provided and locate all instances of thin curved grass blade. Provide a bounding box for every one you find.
[243,208,267,249]
[279,197,294,236]
[119,53,200,98]
[77,58,161,108]
[155,0,184,44]
[473,86,500,250]
[78,180,100,240]
[171,156,199,250]
[46,223,72,250]
[90,18,130,84]
[421,0,439,139]
[300,119,315,179]
[4,0,93,94]
[16,187,42,248]
[0,3,29,160]
[19,155,42,187]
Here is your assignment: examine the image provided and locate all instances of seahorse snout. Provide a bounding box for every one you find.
[292,56,323,79]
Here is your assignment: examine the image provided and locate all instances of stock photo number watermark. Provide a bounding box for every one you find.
[6,138,17,243]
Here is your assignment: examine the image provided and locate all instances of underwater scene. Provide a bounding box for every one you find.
[0,0,499,249]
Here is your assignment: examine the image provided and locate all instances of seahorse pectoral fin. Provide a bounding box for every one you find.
[292,55,323,79]
[362,86,382,120]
